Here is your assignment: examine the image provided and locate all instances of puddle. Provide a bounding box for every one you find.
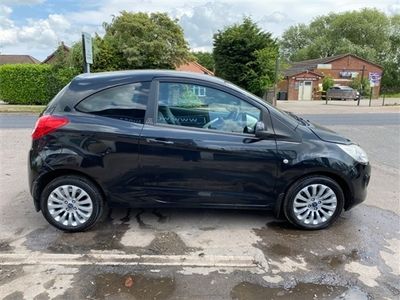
[266,243,301,257]
[140,231,200,255]
[94,273,175,300]
[322,249,360,268]
[24,209,131,253]
[251,205,400,298]
[23,208,199,255]
[3,291,24,300]
[231,282,348,300]
[47,222,129,253]
[0,266,24,286]
[0,240,12,252]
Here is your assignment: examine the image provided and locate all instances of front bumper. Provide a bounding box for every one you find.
[345,162,371,210]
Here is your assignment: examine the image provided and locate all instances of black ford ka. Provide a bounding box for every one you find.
[28,70,371,232]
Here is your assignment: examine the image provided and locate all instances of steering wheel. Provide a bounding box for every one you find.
[202,117,224,129]
[233,111,247,122]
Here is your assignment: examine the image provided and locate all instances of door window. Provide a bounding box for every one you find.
[157,82,261,134]
[76,82,150,124]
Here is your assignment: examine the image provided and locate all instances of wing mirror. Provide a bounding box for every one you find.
[255,121,275,139]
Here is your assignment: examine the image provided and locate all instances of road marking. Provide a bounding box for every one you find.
[0,252,257,268]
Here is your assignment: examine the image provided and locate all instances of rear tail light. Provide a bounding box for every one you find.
[32,115,69,140]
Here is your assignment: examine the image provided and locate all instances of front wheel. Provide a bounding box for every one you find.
[283,176,344,230]
[40,175,104,232]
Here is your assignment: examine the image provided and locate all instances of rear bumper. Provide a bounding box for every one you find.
[28,148,41,211]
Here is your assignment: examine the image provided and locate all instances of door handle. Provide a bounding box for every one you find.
[146,138,174,145]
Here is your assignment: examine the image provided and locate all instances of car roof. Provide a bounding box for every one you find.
[335,85,353,89]
[73,69,225,87]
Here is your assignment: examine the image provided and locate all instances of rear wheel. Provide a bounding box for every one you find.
[283,176,344,230]
[40,175,104,232]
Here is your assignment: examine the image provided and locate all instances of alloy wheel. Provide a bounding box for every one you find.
[47,185,93,227]
[292,184,337,226]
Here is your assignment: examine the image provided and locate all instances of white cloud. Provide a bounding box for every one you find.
[0,0,45,5]
[0,0,398,60]
[388,3,400,14]
[0,5,76,58]
[260,12,289,24]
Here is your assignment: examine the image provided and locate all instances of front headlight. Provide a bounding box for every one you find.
[337,144,369,164]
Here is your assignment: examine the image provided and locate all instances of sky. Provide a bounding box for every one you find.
[0,0,399,61]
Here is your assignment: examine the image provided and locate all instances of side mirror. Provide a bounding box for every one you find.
[255,121,274,139]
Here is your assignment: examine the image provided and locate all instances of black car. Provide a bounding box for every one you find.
[29,70,371,232]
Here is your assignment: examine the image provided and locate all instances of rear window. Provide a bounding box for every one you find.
[76,82,150,124]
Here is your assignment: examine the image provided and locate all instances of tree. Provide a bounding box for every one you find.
[280,8,400,92]
[380,14,400,93]
[213,18,278,97]
[350,76,371,95]
[281,9,390,61]
[104,11,190,69]
[69,11,190,71]
[322,76,334,91]
[192,51,214,71]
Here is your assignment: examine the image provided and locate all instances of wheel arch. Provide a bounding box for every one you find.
[33,169,106,211]
[274,171,352,218]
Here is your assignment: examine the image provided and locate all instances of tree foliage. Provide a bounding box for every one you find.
[280,9,400,92]
[192,51,215,71]
[69,11,191,72]
[322,76,334,91]
[350,76,371,95]
[213,18,278,97]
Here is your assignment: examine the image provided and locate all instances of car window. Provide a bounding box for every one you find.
[76,82,150,124]
[157,82,261,134]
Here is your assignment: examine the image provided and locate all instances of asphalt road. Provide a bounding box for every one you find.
[0,112,399,299]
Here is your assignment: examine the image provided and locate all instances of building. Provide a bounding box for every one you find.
[175,61,214,75]
[42,42,70,64]
[279,54,383,100]
[0,55,40,65]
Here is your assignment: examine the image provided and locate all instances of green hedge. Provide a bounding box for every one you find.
[0,64,79,105]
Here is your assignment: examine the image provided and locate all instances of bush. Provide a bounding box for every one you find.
[0,64,79,105]
[322,76,334,91]
[350,76,371,96]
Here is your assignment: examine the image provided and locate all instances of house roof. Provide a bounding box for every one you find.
[287,70,324,78]
[42,42,70,64]
[283,53,383,77]
[176,61,214,76]
[0,55,40,65]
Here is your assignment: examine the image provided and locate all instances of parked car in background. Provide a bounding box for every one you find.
[327,86,360,101]
[29,70,370,232]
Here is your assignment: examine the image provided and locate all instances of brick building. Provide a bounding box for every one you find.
[175,61,214,75]
[279,54,383,100]
[42,42,70,64]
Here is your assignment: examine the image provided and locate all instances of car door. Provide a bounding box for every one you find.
[138,78,278,208]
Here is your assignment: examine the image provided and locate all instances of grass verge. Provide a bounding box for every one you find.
[384,93,400,98]
[0,105,45,113]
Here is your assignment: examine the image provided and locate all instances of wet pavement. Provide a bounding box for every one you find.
[0,204,398,299]
[0,113,399,299]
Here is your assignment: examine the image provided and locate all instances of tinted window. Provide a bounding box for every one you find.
[157,82,261,134]
[76,82,150,124]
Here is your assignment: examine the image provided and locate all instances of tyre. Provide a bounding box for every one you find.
[283,176,344,230]
[40,175,104,232]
